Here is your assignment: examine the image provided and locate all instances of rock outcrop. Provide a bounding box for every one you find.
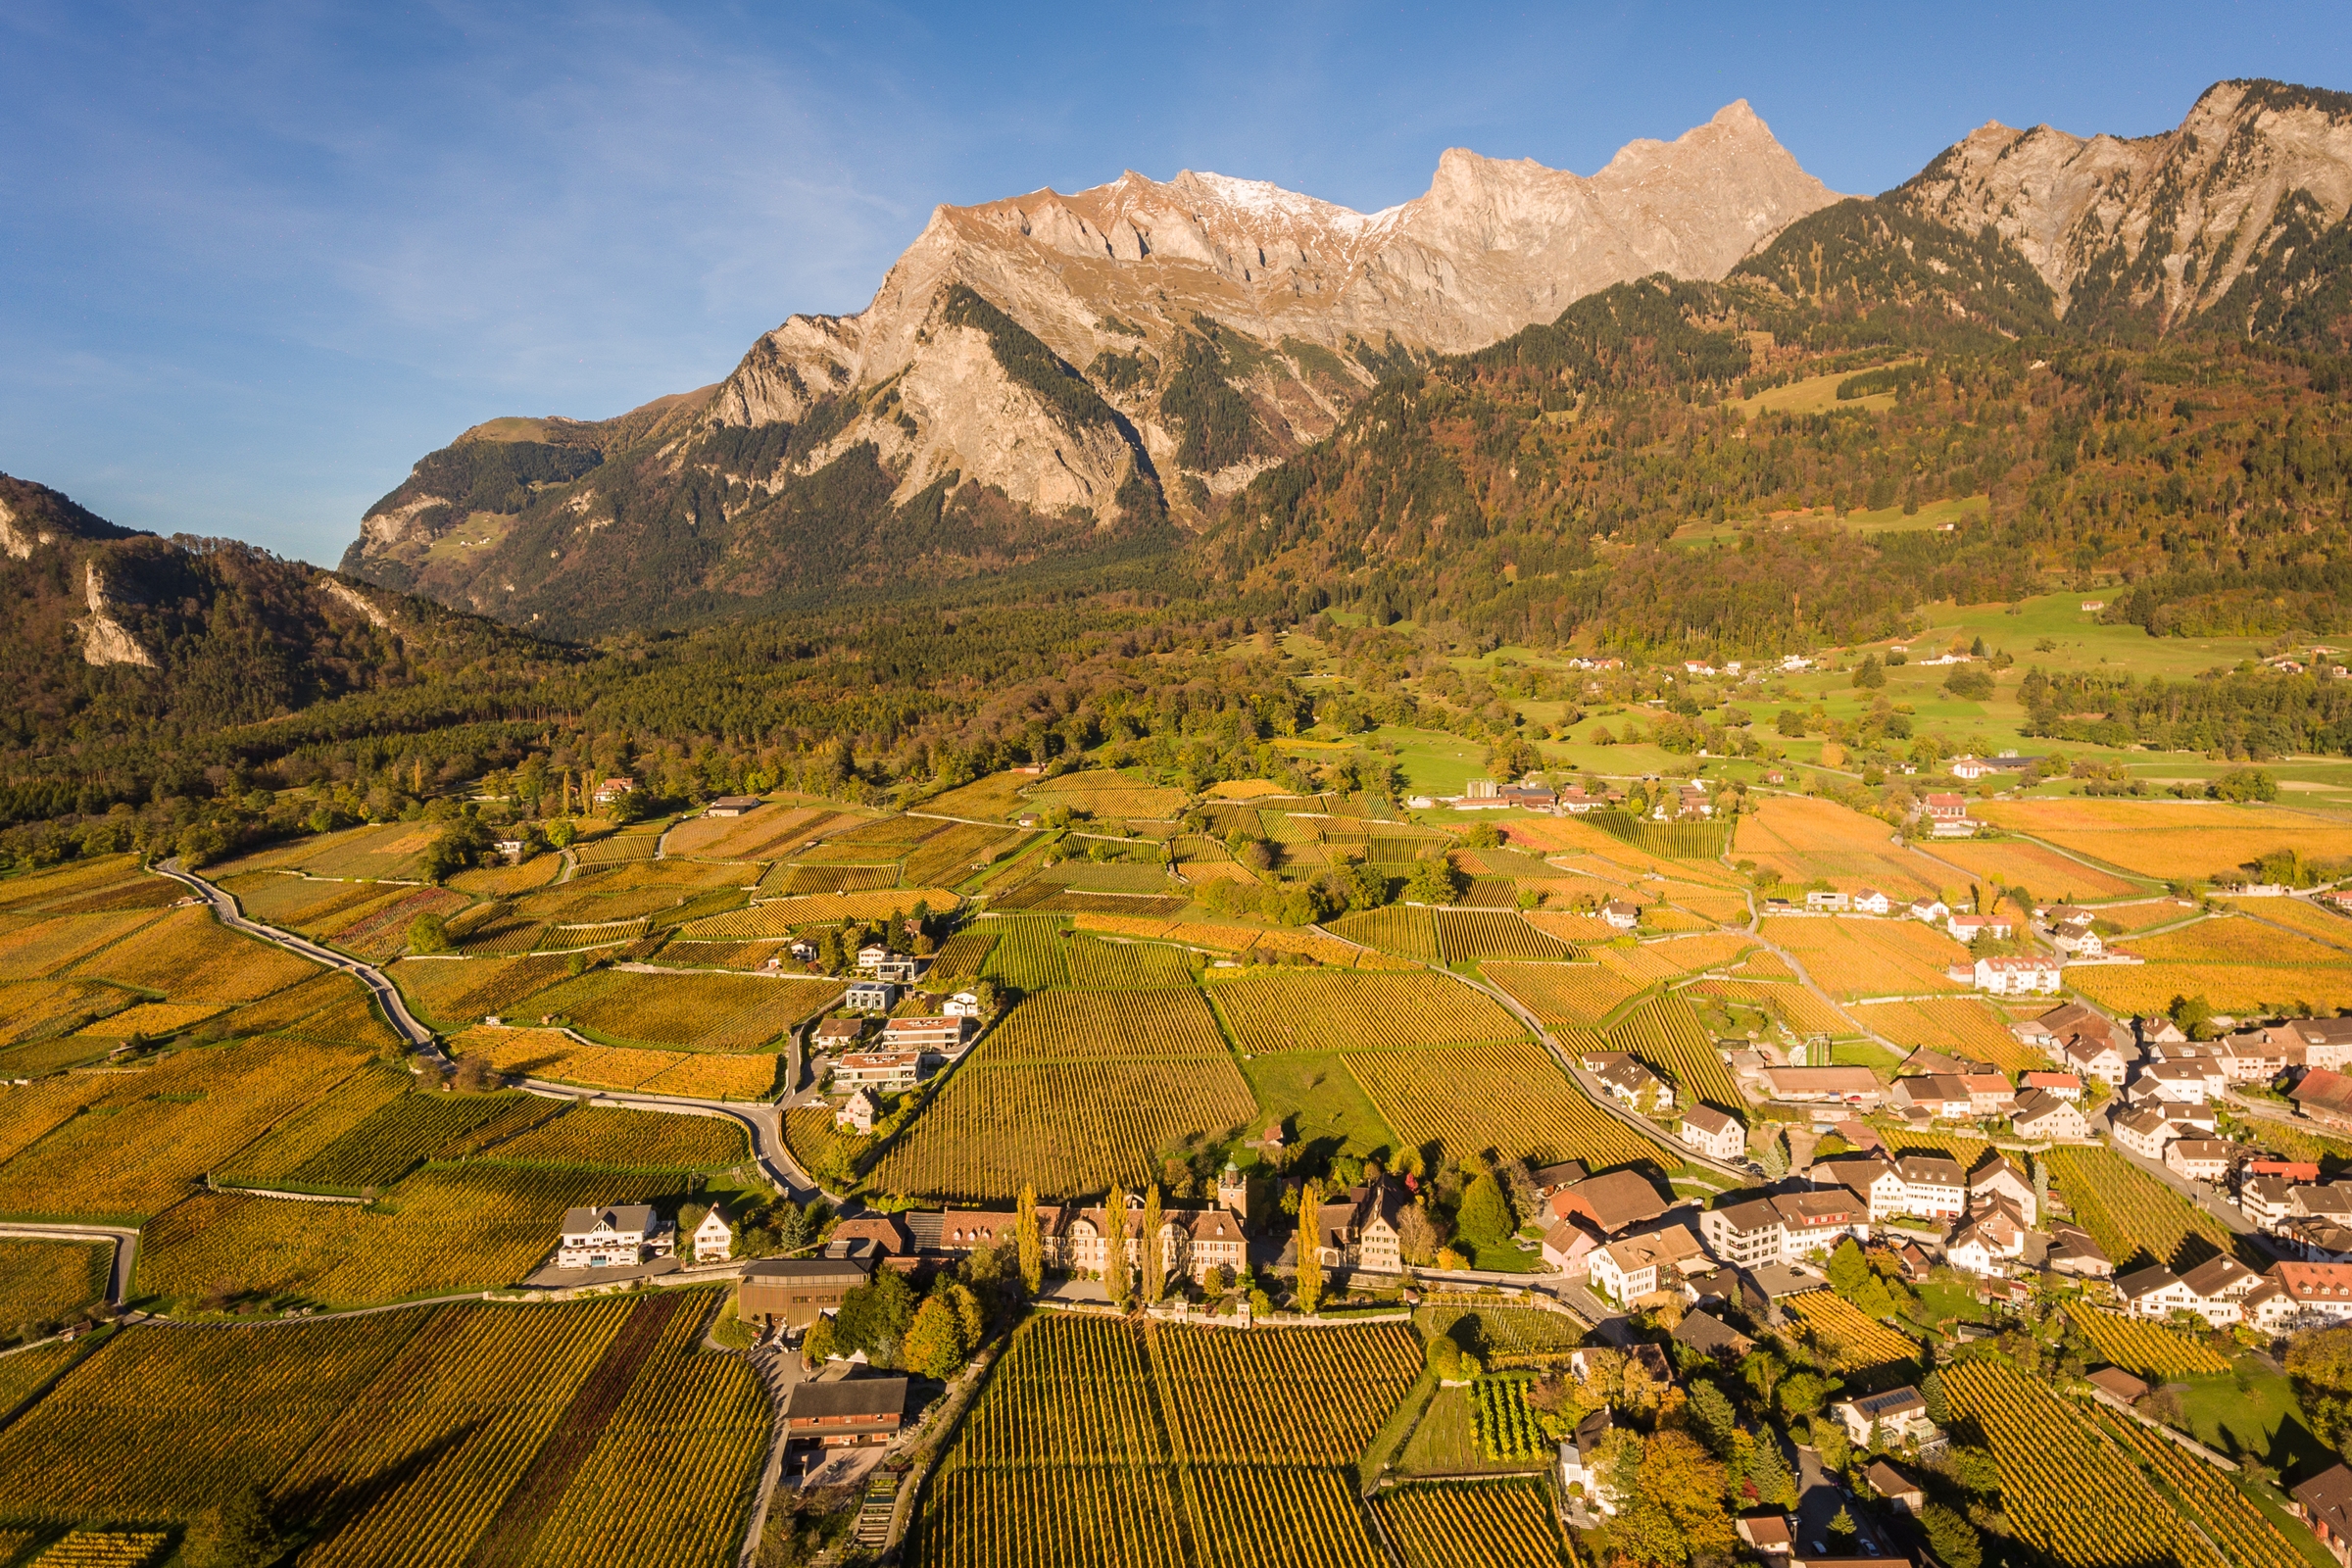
[1895,78,2352,332]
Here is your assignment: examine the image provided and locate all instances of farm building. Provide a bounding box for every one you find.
[2292,1464,2352,1565]
[2295,1069,2352,1132]
[1758,1065,1884,1106]
[1548,1170,1671,1238]
[704,796,762,816]
[741,1256,875,1330]
[1601,900,1642,930]
[2008,1090,2085,1141]
[812,1017,865,1050]
[784,1375,906,1448]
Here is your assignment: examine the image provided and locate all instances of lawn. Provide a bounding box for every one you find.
[1234,1051,1397,1167]
[1369,726,1496,798]
[2171,1357,2336,1479]
[1394,1385,1544,1476]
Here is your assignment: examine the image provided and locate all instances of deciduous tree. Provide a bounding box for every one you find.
[1015,1180,1042,1295]
[1140,1184,1166,1306]
[1296,1178,1324,1314]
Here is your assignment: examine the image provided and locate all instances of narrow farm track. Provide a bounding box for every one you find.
[155,857,445,1064]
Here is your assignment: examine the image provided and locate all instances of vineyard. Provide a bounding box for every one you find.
[389,953,575,1027]
[1327,906,1442,964]
[909,1316,1408,1568]
[514,968,833,1052]
[138,1163,633,1307]
[1210,973,1525,1054]
[0,1295,763,1566]
[1977,799,2352,883]
[867,1054,1256,1201]
[2091,1405,2310,1568]
[1759,916,1970,999]
[1485,962,1643,1026]
[1846,997,2045,1072]
[1064,937,1198,989]
[1942,1359,2229,1568]
[1469,1377,1546,1461]
[456,1025,781,1100]
[0,1238,109,1333]
[979,989,1231,1062]
[1916,838,2145,901]
[2069,956,2352,1016]
[23,1532,170,1566]
[1345,1041,1662,1172]
[1585,810,1731,859]
[1432,911,1573,964]
[1607,996,1744,1116]
[926,929,1000,983]
[1416,1301,1585,1367]
[2047,1149,2243,1272]
[1780,1292,1919,1373]
[2222,896,2352,951]
[1375,1479,1568,1568]
[2066,1306,2230,1377]
[978,916,1073,992]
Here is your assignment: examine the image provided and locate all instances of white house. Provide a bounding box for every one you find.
[856,943,891,971]
[835,1086,879,1134]
[1680,1104,1745,1161]
[1601,900,1642,931]
[844,979,897,1011]
[943,991,983,1019]
[1949,912,2015,943]
[2165,1139,2235,1183]
[2111,1106,2175,1159]
[1806,890,1851,912]
[1909,897,1950,923]
[2009,1090,2086,1141]
[2135,1060,2226,1103]
[1969,1155,2037,1226]
[1589,1226,1704,1305]
[2064,1038,2131,1087]
[693,1209,733,1263]
[1893,1153,1968,1219]
[2272,1262,2352,1323]
[1975,955,2061,995]
[1852,888,1892,915]
[1835,1388,1936,1449]
[557,1203,674,1269]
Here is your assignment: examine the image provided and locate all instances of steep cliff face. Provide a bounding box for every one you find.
[343,103,1840,633]
[1895,78,2352,337]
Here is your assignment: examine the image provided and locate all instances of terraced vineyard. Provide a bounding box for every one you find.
[978,916,1072,991]
[0,1296,762,1566]
[980,988,1230,1061]
[1485,961,1644,1025]
[909,1316,1409,1568]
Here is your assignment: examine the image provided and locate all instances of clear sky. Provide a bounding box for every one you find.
[5,1,2349,564]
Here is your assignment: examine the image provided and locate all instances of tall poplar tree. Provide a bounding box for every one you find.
[1296,1178,1325,1315]
[1016,1179,1042,1296]
[1103,1184,1132,1310]
[1141,1184,1165,1307]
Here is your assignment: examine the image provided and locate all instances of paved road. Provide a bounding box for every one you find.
[0,1222,139,1306]
[518,1080,827,1202]
[1794,1444,1888,1556]
[156,858,444,1064]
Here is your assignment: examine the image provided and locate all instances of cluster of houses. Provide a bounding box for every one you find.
[2116,1253,2352,1332]
[553,1203,734,1270]
[812,1013,980,1132]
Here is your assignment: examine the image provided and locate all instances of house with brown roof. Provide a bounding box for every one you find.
[784,1375,906,1448]
[741,1255,875,1330]
[2296,1069,2352,1132]
[1549,1169,1671,1237]
[1680,1104,1745,1162]
[1865,1459,1923,1513]
[2299,1465,2352,1566]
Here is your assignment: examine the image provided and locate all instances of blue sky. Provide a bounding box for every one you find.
[5,1,2349,564]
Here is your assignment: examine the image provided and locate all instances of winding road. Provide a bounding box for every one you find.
[0,1222,139,1306]
[151,859,832,1203]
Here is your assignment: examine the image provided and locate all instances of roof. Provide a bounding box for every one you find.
[2116,1264,2183,1298]
[562,1203,656,1235]
[2180,1255,2259,1297]
[1673,1309,1753,1357]
[1894,1152,1965,1186]
[743,1256,875,1283]
[1849,1386,1926,1419]
[1683,1104,1739,1136]
[2296,1464,2352,1541]
[786,1377,907,1420]
[2086,1366,2151,1403]
[1865,1459,1920,1499]
[1559,1169,1672,1234]
[2295,1070,2352,1114]
[1760,1066,1883,1094]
